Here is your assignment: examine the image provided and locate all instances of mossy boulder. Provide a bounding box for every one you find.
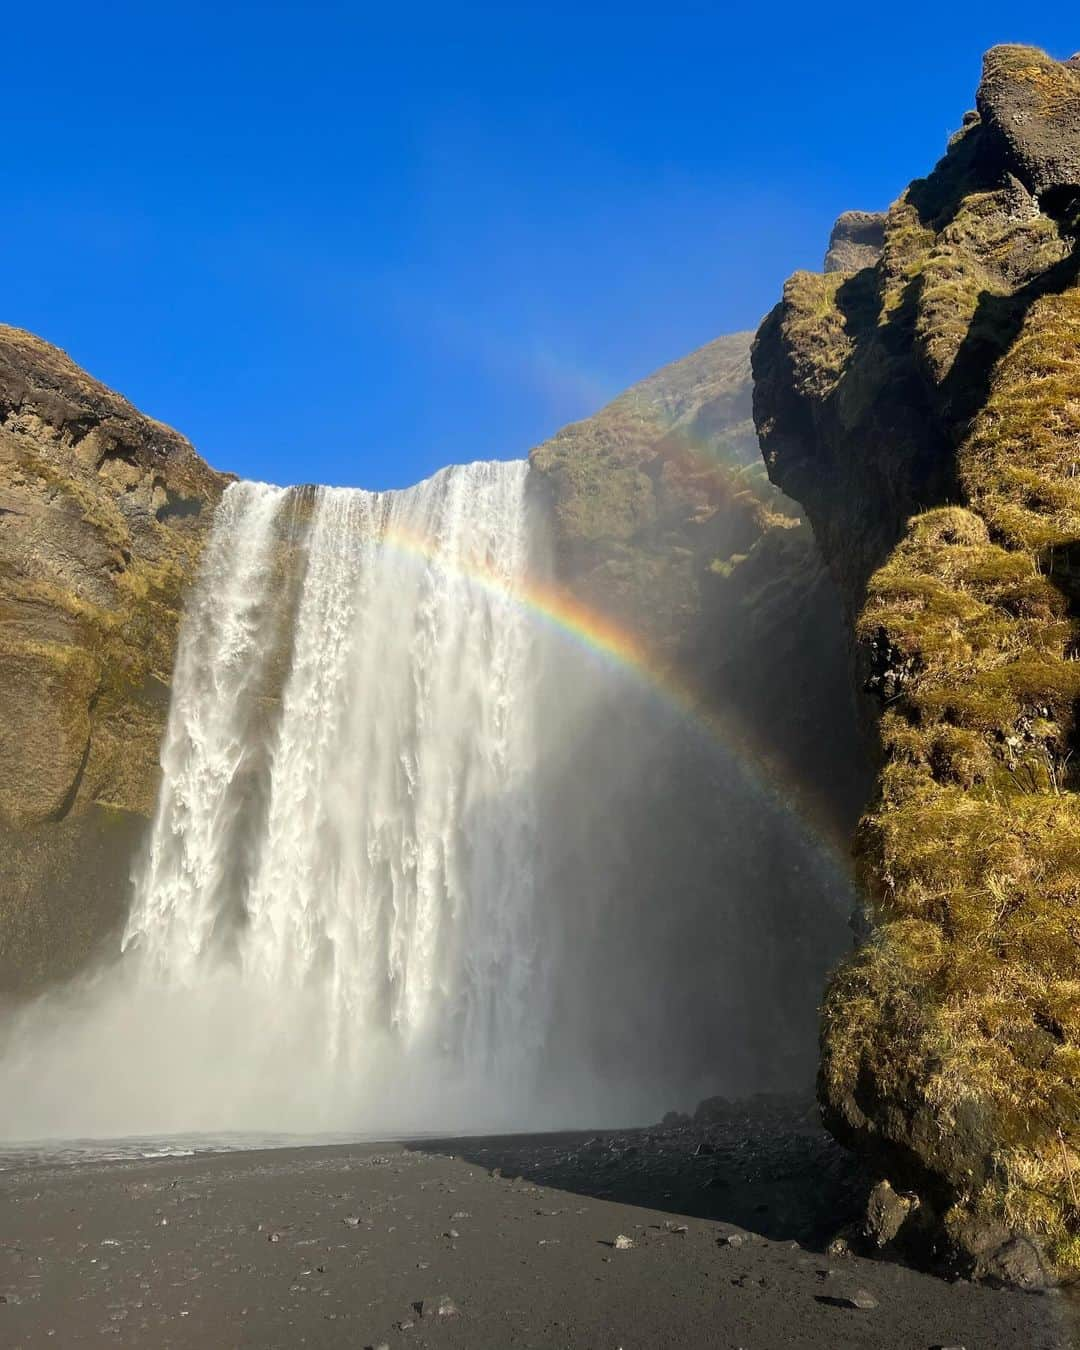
[754,45,1080,1280]
[0,326,227,990]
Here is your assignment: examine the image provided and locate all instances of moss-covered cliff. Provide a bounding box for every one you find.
[0,326,227,991]
[530,332,867,839]
[754,45,1080,1282]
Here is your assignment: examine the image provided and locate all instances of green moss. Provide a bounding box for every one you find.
[757,46,1080,1275]
[777,270,855,399]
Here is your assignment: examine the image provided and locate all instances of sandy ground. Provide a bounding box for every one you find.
[1,1106,1076,1349]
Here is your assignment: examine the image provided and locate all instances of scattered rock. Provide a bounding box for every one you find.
[826,1235,850,1258]
[693,1096,733,1123]
[949,1220,1056,1290]
[267,1232,281,1243]
[716,1234,743,1248]
[976,1234,1054,1291]
[343,1216,361,1228]
[419,1294,459,1319]
[864,1179,917,1248]
[450,1210,470,1220]
[613,1234,634,1250]
[842,1289,878,1310]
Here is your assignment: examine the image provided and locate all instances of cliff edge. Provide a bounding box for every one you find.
[0,327,227,991]
[754,45,1080,1281]
[530,332,868,838]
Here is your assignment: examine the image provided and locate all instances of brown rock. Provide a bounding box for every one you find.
[976,45,1080,200]
[753,43,1080,1283]
[0,325,227,991]
[823,211,885,274]
[863,1179,916,1248]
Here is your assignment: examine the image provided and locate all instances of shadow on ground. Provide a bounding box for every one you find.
[407,1094,871,1249]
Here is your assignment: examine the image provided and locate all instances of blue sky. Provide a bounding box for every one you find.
[3,4,1076,488]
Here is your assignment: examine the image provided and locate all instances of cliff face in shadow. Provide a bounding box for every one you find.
[0,326,227,992]
[754,45,1080,1281]
[530,332,868,842]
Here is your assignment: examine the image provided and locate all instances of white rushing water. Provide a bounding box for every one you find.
[0,458,854,1145]
[128,463,546,1086]
[1,463,562,1138]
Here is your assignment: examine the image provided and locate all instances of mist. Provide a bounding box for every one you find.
[0,463,852,1146]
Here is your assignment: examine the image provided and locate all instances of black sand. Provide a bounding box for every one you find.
[2,1105,1076,1349]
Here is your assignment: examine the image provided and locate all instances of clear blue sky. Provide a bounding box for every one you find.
[3,5,1075,489]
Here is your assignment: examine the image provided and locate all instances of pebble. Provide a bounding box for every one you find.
[613,1234,634,1250]
[420,1294,459,1318]
[717,1234,743,1248]
[343,1216,361,1228]
[843,1289,879,1310]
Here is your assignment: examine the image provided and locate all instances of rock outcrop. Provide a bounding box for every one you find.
[530,332,868,838]
[754,45,1080,1277]
[824,211,886,276]
[0,326,227,991]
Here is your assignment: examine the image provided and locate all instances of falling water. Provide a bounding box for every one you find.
[0,459,854,1143]
[113,463,544,1120]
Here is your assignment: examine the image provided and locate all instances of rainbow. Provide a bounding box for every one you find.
[381,521,853,868]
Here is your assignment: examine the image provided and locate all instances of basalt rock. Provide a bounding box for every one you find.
[824,211,886,275]
[0,326,227,990]
[753,45,1080,1279]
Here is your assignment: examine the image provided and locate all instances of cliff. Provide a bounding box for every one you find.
[754,45,1080,1281]
[530,332,867,839]
[0,326,228,991]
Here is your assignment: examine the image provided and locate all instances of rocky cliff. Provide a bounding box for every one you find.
[754,45,1080,1280]
[0,327,227,992]
[530,332,867,839]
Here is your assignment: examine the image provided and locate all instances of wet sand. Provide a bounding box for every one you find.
[1,1106,1075,1349]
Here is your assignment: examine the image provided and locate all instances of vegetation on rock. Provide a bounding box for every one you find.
[754,44,1080,1280]
[0,326,226,990]
[530,333,868,839]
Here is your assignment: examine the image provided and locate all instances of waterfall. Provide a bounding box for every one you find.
[120,463,548,1104]
[0,459,854,1143]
